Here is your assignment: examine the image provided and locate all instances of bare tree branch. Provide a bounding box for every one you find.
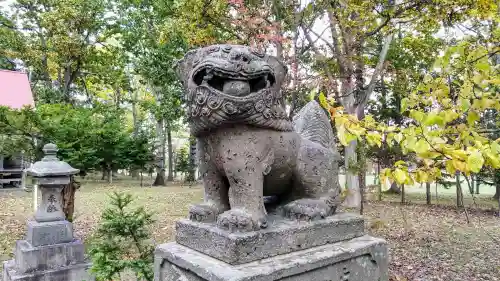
[356,33,393,117]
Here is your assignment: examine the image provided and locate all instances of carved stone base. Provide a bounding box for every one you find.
[154,235,388,281]
[175,213,365,265]
[3,260,93,281]
[3,239,93,281]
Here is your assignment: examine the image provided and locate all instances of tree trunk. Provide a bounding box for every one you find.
[343,140,360,207]
[61,176,79,222]
[131,170,139,179]
[426,182,431,205]
[166,123,174,182]
[494,185,499,200]
[186,136,197,182]
[153,169,166,186]
[140,171,143,187]
[357,139,366,215]
[101,167,106,180]
[496,184,500,217]
[456,172,463,208]
[377,161,382,201]
[359,169,365,215]
[106,167,112,184]
[475,175,480,194]
[153,118,166,186]
[401,184,405,204]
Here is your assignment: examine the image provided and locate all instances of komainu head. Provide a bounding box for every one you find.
[176,44,292,136]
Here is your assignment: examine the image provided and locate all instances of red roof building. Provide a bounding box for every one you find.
[0,69,35,109]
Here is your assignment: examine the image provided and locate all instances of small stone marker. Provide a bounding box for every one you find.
[3,144,93,281]
[154,45,389,281]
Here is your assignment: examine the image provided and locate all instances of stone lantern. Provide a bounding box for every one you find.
[3,143,93,281]
[26,143,79,246]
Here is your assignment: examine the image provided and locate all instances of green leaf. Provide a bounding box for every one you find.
[475,61,490,72]
[459,98,471,112]
[414,139,430,154]
[423,113,445,126]
[467,111,480,126]
[401,98,409,112]
[410,110,425,123]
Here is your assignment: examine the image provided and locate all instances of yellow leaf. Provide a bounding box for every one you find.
[452,158,467,172]
[459,98,471,112]
[394,133,403,143]
[480,98,496,109]
[318,92,329,109]
[337,126,348,146]
[394,160,406,167]
[393,169,407,185]
[401,98,409,112]
[446,160,456,174]
[491,141,500,154]
[451,150,468,161]
[467,111,480,126]
[404,175,414,185]
[424,113,445,126]
[410,110,425,123]
[418,151,442,159]
[475,61,490,72]
[415,170,429,183]
[467,151,484,173]
[485,151,500,168]
[366,132,382,147]
[349,125,366,137]
[460,82,473,98]
[414,139,430,154]
[442,111,459,123]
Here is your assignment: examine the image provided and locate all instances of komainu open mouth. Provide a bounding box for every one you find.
[193,67,276,97]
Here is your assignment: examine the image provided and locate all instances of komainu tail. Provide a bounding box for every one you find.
[292,100,336,150]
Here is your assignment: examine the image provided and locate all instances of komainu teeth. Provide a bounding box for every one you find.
[203,70,213,82]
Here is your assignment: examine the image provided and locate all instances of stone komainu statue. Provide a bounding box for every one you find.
[175,44,341,232]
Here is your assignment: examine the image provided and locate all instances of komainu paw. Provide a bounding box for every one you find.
[283,199,335,221]
[189,203,224,223]
[216,209,266,233]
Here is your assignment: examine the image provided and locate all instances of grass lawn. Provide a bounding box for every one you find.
[1,179,499,281]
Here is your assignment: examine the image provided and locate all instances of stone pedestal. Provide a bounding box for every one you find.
[3,239,92,281]
[3,144,93,281]
[154,213,388,281]
[3,227,93,281]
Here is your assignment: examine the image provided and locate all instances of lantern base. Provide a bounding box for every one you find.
[3,259,93,281]
[26,220,73,247]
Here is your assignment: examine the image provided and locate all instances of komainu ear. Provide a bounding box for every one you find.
[174,49,199,86]
[266,55,288,88]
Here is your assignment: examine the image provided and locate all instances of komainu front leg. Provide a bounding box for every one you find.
[216,147,272,232]
[284,143,341,221]
[189,162,229,223]
[216,171,268,232]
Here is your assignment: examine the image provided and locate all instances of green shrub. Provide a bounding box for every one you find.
[88,192,155,281]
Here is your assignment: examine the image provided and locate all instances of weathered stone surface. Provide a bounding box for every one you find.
[175,44,341,233]
[26,220,73,247]
[176,213,365,265]
[14,240,85,274]
[3,260,93,281]
[26,144,79,178]
[34,187,65,222]
[155,235,389,281]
